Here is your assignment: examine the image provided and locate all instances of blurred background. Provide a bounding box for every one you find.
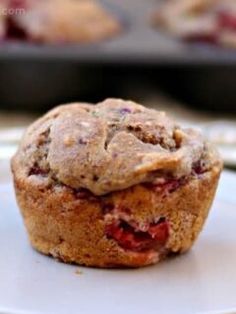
[1,0,236,182]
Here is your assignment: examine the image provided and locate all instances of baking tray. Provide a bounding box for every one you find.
[0,0,236,112]
[1,0,236,64]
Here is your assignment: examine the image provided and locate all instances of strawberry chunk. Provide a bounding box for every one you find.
[184,32,218,44]
[144,178,182,194]
[106,218,169,252]
[158,179,181,193]
[148,221,169,244]
[9,0,27,10]
[218,11,236,31]
[5,16,27,39]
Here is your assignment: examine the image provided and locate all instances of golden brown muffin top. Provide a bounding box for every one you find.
[12,98,222,195]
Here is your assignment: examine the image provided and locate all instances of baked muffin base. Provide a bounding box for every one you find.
[13,163,221,268]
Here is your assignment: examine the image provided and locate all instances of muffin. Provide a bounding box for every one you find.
[5,0,121,43]
[12,99,222,268]
[153,0,236,48]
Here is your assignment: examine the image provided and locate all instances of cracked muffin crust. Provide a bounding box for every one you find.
[1,0,121,43]
[12,98,223,268]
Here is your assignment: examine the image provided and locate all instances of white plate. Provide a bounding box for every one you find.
[1,173,236,314]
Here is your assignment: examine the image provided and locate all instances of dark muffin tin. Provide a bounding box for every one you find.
[0,0,236,112]
[1,0,236,64]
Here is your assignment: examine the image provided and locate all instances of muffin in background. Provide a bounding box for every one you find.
[4,0,121,43]
[153,0,236,48]
[12,99,222,268]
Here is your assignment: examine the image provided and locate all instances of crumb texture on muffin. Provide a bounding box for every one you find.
[12,98,223,268]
